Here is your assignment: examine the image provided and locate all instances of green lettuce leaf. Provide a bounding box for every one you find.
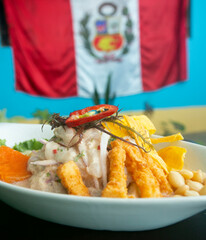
[0,139,6,146]
[13,139,43,152]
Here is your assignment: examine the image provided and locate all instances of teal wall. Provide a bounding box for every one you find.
[0,0,206,118]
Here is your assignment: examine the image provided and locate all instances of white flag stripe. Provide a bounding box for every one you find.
[70,0,142,98]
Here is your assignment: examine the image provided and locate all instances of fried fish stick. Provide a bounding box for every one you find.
[128,182,140,198]
[125,151,161,198]
[101,147,128,198]
[111,140,161,198]
[57,161,90,196]
[142,152,173,196]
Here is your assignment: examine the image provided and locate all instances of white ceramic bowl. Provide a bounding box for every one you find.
[0,123,206,231]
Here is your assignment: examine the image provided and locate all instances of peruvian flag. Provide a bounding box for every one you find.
[3,0,188,98]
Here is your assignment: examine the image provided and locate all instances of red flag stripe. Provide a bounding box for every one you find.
[3,0,77,98]
[139,0,188,91]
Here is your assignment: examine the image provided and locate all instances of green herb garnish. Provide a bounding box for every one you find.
[55,174,61,183]
[13,139,43,153]
[74,151,85,162]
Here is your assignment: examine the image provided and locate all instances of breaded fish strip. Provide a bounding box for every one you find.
[101,147,128,198]
[142,152,173,196]
[111,140,161,198]
[128,182,140,198]
[57,161,90,196]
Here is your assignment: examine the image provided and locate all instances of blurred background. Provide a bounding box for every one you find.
[0,0,206,144]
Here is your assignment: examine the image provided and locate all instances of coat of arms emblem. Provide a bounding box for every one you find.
[80,3,134,63]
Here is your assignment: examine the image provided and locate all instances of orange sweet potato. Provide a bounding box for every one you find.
[0,146,31,183]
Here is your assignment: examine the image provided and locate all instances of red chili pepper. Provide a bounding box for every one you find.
[53,149,57,154]
[65,104,118,128]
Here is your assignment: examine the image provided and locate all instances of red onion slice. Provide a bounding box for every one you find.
[30,160,58,166]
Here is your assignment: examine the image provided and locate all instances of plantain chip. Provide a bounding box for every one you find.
[102,119,128,138]
[151,133,184,144]
[102,115,156,139]
[158,146,187,171]
[130,115,156,135]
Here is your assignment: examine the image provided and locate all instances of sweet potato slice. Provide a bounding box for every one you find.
[0,146,31,183]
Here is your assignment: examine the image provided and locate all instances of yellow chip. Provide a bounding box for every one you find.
[150,133,184,144]
[131,115,156,135]
[102,115,156,138]
[102,119,128,138]
[123,115,149,146]
[158,146,187,171]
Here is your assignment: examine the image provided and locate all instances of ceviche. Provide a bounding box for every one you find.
[1,104,206,198]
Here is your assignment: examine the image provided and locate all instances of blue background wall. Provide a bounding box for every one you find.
[0,0,205,118]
